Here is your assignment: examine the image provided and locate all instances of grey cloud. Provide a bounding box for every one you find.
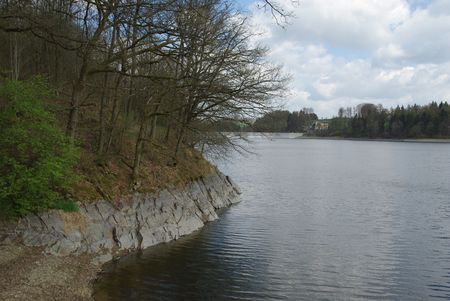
[249,0,450,117]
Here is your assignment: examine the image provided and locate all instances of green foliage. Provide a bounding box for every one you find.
[253,110,318,132]
[253,110,290,132]
[52,200,79,212]
[213,120,251,132]
[287,110,318,132]
[321,102,450,139]
[0,78,80,217]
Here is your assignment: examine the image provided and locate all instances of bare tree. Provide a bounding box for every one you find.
[0,0,288,182]
[258,0,298,25]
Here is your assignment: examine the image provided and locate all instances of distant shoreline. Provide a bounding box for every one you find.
[297,136,450,144]
[224,132,450,143]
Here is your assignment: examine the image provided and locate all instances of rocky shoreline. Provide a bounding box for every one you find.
[0,169,241,300]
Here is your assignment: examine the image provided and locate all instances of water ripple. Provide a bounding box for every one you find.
[94,139,450,300]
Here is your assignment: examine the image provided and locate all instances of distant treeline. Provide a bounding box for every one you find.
[321,102,450,139]
[252,110,318,132]
[217,109,318,132]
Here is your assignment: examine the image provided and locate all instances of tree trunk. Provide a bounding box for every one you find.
[174,122,185,159]
[105,74,123,153]
[164,122,171,142]
[97,73,109,154]
[66,80,84,142]
[148,103,161,142]
[10,32,19,80]
[132,120,147,180]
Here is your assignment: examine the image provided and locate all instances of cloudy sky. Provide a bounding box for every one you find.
[240,0,450,118]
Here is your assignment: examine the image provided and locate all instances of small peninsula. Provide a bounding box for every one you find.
[0,0,285,299]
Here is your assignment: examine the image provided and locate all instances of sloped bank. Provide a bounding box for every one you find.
[17,168,241,261]
[0,169,240,300]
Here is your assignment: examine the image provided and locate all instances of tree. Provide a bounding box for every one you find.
[165,0,287,160]
[257,0,297,25]
[0,0,288,188]
[322,102,450,139]
[253,110,290,132]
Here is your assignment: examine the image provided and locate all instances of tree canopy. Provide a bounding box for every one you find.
[0,0,287,216]
[318,102,450,139]
[252,109,317,132]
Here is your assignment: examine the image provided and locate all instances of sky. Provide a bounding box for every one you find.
[241,0,450,118]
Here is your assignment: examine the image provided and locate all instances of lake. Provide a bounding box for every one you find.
[94,138,450,300]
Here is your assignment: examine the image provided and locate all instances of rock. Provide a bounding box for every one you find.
[14,169,241,261]
[47,238,79,256]
[92,253,113,265]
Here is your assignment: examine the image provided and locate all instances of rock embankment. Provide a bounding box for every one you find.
[0,169,240,300]
[14,169,241,262]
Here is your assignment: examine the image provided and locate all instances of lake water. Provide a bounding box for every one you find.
[94,138,450,300]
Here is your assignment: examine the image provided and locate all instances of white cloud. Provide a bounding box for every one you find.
[249,0,450,117]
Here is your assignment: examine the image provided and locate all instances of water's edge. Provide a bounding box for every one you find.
[85,139,450,300]
[0,168,240,300]
[14,168,241,264]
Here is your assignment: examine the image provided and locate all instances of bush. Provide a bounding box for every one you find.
[0,78,80,217]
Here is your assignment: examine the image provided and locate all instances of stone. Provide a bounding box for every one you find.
[92,253,113,265]
[13,169,241,261]
[47,238,80,256]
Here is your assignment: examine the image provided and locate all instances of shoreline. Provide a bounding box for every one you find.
[296,136,450,144]
[224,132,450,143]
[0,169,241,301]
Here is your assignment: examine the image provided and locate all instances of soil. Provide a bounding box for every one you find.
[0,242,99,301]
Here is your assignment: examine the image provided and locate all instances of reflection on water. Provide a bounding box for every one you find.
[94,139,450,300]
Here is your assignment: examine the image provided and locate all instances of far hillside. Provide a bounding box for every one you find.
[315,102,450,139]
[217,109,318,133]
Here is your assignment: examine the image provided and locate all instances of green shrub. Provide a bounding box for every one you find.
[52,200,79,212]
[0,78,80,218]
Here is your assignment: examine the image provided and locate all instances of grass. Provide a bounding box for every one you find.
[52,200,79,212]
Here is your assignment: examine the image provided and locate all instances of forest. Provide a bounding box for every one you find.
[251,109,317,132]
[0,0,286,217]
[237,102,450,139]
[321,102,450,139]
